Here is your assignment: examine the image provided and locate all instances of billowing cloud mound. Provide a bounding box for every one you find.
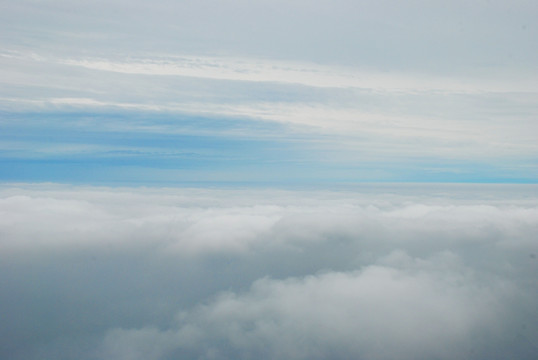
[102,259,504,360]
[0,184,537,359]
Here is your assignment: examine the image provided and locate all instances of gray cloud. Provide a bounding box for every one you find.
[103,256,508,360]
[0,184,537,359]
[2,0,537,72]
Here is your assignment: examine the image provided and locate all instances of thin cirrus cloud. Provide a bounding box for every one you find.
[59,55,538,93]
[1,0,538,184]
[1,48,537,183]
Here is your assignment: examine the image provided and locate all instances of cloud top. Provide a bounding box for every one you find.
[1,184,537,359]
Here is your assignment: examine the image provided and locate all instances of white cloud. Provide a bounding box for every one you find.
[2,184,537,255]
[2,49,537,164]
[0,48,517,94]
[154,256,507,360]
[61,55,538,93]
[96,248,530,360]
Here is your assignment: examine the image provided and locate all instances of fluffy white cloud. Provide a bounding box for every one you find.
[102,255,509,360]
[2,184,537,255]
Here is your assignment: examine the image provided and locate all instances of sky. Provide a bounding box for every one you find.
[1,1,538,360]
[1,0,537,184]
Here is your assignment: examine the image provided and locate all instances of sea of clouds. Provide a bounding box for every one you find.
[1,184,537,359]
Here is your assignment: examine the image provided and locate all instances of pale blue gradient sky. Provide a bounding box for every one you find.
[1,0,537,184]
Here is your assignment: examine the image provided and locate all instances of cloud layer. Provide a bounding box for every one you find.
[1,184,537,359]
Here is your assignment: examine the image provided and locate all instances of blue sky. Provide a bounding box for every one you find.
[1,0,537,184]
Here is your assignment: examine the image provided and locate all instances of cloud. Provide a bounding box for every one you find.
[0,184,537,359]
[1,0,537,183]
[2,49,537,171]
[58,54,538,93]
[103,255,509,360]
[2,184,537,255]
[1,0,537,355]
[3,0,537,73]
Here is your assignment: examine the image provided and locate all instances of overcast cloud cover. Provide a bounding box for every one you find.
[1,184,537,359]
[1,1,538,359]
